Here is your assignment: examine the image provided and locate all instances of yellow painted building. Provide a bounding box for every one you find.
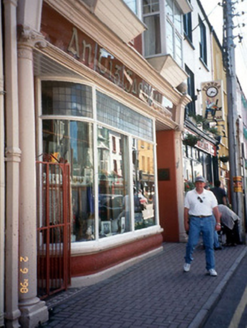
[211,32,230,193]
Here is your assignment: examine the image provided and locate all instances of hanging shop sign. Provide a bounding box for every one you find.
[233,176,243,192]
[40,3,173,113]
[201,80,224,122]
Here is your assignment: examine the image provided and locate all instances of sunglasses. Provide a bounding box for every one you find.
[197,196,203,203]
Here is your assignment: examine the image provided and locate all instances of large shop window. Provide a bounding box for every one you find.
[96,91,153,141]
[41,81,156,242]
[42,120,94,242]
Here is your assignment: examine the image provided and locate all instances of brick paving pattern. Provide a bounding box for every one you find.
[41,242,247,328]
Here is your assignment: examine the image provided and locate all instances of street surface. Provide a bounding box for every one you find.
[203,252,247,328]
[42,242,247,328]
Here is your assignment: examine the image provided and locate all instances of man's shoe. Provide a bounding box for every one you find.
[183,263,191,272]
[214,246,223,250]
[208,268,217,276]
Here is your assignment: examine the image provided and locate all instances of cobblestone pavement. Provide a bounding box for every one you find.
[41,242,247,328]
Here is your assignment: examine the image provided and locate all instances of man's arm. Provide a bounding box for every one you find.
[184,207,190,233]
[213,206,221,231]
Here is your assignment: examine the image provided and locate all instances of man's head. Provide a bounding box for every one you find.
[215,180,221,188]
[195,176,205,183]
[195,176,206,193]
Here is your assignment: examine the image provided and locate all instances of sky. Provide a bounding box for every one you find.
[200,0,247,97]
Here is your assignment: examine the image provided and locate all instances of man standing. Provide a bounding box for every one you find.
[211,180,227,205]
[184,176,221,276]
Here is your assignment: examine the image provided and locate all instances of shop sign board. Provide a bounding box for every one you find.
[41,3,173,113]
[201,80,224,122]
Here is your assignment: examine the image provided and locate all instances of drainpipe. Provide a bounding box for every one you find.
[3,0,21,327]
[0,1,5,327]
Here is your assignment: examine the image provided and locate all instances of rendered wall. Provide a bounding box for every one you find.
[156,130,179,242]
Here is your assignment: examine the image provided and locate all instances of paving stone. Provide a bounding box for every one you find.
[41,242,247,328]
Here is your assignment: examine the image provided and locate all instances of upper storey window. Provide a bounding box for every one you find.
[199,16,207,66]
[143,0,183,66]
[143,0,161,56]
[123,0,137,14]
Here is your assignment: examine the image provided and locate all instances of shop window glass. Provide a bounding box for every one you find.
[97,91,153,141]
[42,81,92,117]
[132,138,155,230]
[183,157,192,182]
[193,160,203,179]
[42,120,94,242]
[97,126,130,236]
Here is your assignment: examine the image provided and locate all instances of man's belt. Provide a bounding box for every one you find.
[190,215,212,218]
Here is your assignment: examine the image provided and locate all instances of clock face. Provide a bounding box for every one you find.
[206,86,218,97]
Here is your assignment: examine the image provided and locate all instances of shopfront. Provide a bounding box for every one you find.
[183,128,216,189]
[33,0,190,284]
[40,80,157,240]
[2,0,191,326]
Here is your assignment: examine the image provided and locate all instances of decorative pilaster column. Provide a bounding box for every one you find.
[17,26,48,328]
[0,1,5,325]
[3,0,22,327]
[174,96,190,243]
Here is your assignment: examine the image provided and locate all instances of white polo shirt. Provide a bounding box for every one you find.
[184,189,218,216]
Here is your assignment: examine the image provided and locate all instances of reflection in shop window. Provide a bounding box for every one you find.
[42,120,94,242]
[97,126,130,237]
[132,138,156,230]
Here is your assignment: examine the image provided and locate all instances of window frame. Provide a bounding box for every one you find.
[185,64,195,117]
[199,16,207,66]
[183,11,192,43]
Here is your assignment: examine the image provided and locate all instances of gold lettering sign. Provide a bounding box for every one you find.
[41,3,173,113]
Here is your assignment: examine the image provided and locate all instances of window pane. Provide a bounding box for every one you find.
[166,20,174,55]
[174,3,182,32]
[175,33,182,66]
[143,0,159,14]
[42,81,93,117]
[98,126,130,236]
[183,13,192,42]
[199,18,207,64]
[133,139,155,230]
[144,15,161,56]
[42,120,94,242]
[123,0,137,14]
[165,0,173,18]
[97,91,153,141]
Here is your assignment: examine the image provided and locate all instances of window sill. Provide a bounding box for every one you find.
[184,34,195,50]
[199,57,209,71]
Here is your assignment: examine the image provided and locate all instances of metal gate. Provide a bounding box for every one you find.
[36,156,71,299]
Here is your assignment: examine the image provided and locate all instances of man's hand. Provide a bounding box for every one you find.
[215,223,221,231]
[184,208,189,233]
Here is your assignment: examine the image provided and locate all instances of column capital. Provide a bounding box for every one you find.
[17,25,47,49]
[5,147,22,163]
[3,0,18,7]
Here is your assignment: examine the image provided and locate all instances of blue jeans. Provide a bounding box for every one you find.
[185,215,215,270]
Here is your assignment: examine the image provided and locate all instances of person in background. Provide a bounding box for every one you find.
[204,184,222,250]
[210,180,227,205]
[218,204,242,246]
[184,176,221,277]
